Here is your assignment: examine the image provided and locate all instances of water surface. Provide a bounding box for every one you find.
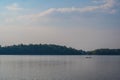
[0,55,120,80]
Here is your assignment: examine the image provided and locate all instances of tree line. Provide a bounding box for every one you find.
[0,44,119,55]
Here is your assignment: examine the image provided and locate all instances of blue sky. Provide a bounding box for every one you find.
[0,0,120,50]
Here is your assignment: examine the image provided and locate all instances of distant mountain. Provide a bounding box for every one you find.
[0,44,119,55]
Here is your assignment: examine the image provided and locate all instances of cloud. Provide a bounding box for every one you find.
[17,0,117,21]
[50,0,116,13]
[4,0,117,23]
[6,3,23,11]
[18,8,53,19]
[100,0,116,9]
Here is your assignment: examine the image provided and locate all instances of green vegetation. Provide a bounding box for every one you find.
[0,44,85,55]
[0,44,119,55]
[87,49,120,55]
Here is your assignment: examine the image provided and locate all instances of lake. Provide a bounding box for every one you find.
[0,55,120,80]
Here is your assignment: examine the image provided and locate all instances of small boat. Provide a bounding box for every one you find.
[85,56,92,59]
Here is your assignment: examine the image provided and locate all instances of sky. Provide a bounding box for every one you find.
[0,0,120,50]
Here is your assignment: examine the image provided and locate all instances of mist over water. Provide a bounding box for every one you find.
[0,55,120,80]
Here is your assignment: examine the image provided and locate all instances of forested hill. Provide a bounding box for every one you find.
[0,44,85,55]
[87,49,120,55]
[0,44,119,55]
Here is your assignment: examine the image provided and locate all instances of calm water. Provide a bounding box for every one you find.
[0,55,120,80]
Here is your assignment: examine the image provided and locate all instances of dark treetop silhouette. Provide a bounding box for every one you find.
[0,44,119,55]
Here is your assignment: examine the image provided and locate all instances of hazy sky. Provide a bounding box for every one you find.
[0,0,120,50]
